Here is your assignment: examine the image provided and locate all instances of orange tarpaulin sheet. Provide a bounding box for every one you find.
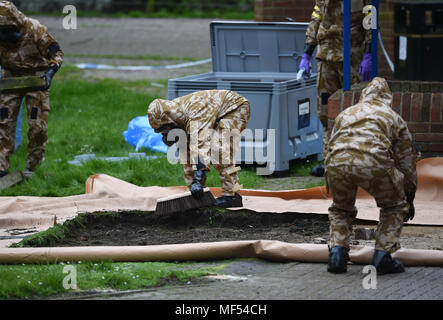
[0,241,442,266]
[0,158,442,250]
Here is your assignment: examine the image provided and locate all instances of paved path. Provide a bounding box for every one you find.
[81,259,442,300]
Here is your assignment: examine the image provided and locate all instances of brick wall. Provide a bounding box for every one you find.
[254,0,314,22]
[328,81,443,157]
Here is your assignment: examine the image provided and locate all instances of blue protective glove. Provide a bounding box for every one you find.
[359,53,372,81]
[299,53,311,77]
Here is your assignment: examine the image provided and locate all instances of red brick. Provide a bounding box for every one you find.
[421,93,431,122]
[431,124,443,133]
[275,1,295,8]
[416,142,429,152]
[414,133,443,142]
[401,93,411,121]
[392,92,401,115]
[431,93,441,122]
[328,95,341,120]
[411,93,422,122]
[353,91,361,104]
[343,91,353,110]
[429,143,443,152]
[407,123,430,133]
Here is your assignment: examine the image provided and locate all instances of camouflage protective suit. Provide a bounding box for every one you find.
[0,1,63,172]
[325,77,418,253]
[148,90,250,196]
[305,0,372,156]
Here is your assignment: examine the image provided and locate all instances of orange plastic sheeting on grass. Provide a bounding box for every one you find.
[0,158,442,249]
[85,157,443,225]
[0,241,442,266]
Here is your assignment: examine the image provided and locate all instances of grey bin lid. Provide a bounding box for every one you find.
[210,21,309,73]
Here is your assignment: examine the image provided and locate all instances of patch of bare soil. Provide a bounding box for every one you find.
[20,210,331,247]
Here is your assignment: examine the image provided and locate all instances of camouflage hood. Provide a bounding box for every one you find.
[0,1,27,29]
[147,98,185,131]
[359,77,393,107]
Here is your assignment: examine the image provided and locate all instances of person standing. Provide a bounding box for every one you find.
[299,0,373,176]
[0,1,63,178]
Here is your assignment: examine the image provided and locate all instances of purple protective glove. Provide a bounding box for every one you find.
[359,53,372,81]
[299,53,311,77]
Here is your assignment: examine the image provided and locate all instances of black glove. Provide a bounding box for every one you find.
[404,191,415,222]
[0,26,22,43]
[190,159,206,199]
[303,43,316,56]
[190,170,205,199]
[41,64,59,90]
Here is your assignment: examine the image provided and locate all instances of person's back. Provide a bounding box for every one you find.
[326,80,405,169]
[324,77,418,275]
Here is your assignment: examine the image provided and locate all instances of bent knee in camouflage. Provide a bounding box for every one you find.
[327,165,409,253]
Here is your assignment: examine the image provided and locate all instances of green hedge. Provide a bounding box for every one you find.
[16,0,254,14]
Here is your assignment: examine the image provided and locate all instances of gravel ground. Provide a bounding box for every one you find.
[38,16,213,58]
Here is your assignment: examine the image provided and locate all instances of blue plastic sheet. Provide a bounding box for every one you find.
[1,67,23,152]
[123,115,168,153]
[15,103,23,151]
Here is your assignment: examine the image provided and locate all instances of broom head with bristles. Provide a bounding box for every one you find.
[155,188,216,214]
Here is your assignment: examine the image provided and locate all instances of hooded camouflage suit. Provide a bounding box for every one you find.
[148,90,250,196]
[325,77,418,253]
[0,1,63,172]
[306,0,372,156]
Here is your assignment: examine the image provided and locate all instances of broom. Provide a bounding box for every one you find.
[154,188,216,215]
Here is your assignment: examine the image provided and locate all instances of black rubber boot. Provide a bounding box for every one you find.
[0,170,8,178]
[327,246,350,273]
[371,249,405,274]
[215,193,243,208]
[310,163,325,177]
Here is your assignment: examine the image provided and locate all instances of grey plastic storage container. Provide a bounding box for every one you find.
[168,21,323,174]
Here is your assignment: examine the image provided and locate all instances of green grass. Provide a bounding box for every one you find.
[0,261,220,299]
[0,65,319,299]
[1,66,263,197]
[10,214,87,248]
[27,9,254,20]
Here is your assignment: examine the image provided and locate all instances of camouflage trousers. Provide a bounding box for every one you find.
[326,165,409,253]
[0,90,50,172]
[182,102,250,196]
[317,60,361,157]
